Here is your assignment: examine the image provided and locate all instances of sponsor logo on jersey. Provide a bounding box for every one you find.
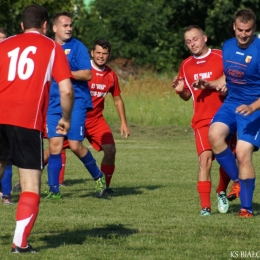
[245,55,252,63]
[194,72,212,80]
[196,60,206,64]
[96,73,104,76]
[236,51,244,56]
[64,49,71,55]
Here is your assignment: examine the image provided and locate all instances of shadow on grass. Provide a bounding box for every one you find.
[78,185,163,199]
[38,223,138,250]
[228,201,260,216]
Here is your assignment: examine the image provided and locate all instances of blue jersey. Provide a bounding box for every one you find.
[223,36,260,105]
[48,38,93,113]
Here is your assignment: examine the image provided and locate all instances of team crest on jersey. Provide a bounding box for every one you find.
[245,55,252,63]
[64,49,71,55]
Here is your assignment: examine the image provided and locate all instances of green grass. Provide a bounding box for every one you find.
[1,125,260,260]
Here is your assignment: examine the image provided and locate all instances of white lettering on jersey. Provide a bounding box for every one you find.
[96,73,103,76]
[196,60,206,64]
[90,91,107,97]
[236,52,244,56]
[8,46,37,81]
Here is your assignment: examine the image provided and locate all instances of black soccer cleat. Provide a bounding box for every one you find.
[11,244,36,253]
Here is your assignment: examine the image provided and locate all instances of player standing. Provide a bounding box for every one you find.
[85,39,130,193]
[0,4,74,253]
[46,12,106,199]
[173,25,235,216]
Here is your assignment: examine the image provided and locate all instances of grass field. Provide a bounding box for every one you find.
[1,125,260,260]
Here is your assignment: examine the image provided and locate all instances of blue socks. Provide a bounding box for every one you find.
[215,147,239,182]
[240,178,255,212]
[47,154,61,193]
[1,164,12,196]
[80,150,102,180]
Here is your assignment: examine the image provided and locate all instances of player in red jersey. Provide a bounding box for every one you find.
[172,25,236,216]
[0,4,74,253]
[85,39,130,193]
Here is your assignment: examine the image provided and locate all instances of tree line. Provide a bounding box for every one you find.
[1,0,260,72]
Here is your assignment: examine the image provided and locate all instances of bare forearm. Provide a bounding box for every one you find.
[59,79,74,120]
[178,89,191,101]
[71,70,92,81]
[114,97,128,124]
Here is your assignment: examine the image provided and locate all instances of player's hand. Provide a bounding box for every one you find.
[172,76,184,92]
[216,84,228,96]
[56,117,71,135]
[236,104,254,116]
[121,124,130,139]
[192,78,209,89]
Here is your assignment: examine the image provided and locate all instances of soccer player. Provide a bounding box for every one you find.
[0,27,13,205]
[85,39,130,193]
[204,9,260,218]
[46,12,106,199]
[172,25,236,216]
[0,4,74,253]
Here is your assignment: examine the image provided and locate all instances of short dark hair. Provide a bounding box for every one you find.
[52,12,72,25]
[92,39,111,53]
[22,4,49,30]
[235,8,256,27]
[0,27,6,36]
[184,25,204,34]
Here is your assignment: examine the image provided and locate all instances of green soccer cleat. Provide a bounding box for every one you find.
[44,191,62,200]
[95,174,106,198]
[200,207,211,216]
[217,191,229,213]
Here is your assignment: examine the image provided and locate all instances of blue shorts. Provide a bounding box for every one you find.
[47,108,86,141]
[212,102,260,150]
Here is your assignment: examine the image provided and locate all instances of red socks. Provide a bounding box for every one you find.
[197,181,211,209]
[13,192,40,247]
[101,164,115,187]
[59,149,66,184]
[216,167,231,194]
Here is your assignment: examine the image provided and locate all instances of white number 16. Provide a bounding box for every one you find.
[8,46,37,81]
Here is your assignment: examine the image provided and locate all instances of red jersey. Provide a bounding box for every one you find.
[0,31,72,132]
[87,62,121,118]
[178,49,224,129]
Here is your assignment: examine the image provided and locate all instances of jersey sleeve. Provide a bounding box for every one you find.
[109,70,121,96]
[52,43,72,83]
[75,42,92,70]
[176,61,191,94]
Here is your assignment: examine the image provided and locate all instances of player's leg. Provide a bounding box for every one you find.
[6,126,43,253]
[236,111,260,217]
[69,110,105,198]
[59,139,69,186]
[46,113,64,199]
[1,164,13,205]
[195,127,214,216]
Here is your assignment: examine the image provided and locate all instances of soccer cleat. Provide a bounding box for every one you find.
[44,191,62,200]
[95,174,106,198]
[59,181,69,187]
[11,244,36,253]
[216,191,229,213]
[106,187,115,195]
[13,182,21,193]
[238,209,253,218]
[227,182,240,201]
[200,207,211,216]
[2,195,14,205]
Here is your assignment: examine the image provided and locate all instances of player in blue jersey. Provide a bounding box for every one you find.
[194,8,260,217]
[46,12,106,199]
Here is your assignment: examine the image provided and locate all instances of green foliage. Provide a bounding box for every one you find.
[2,0,260,71]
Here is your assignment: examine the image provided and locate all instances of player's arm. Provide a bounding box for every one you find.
[57,78,74,134]
[113,95,130,138]
[192,74,226,90]
[71,69,92,81]
[236,97,260,116]
[172,76,191,101]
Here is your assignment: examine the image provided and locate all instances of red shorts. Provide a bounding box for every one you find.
[85,116,114,151]
[194,125,237,156]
